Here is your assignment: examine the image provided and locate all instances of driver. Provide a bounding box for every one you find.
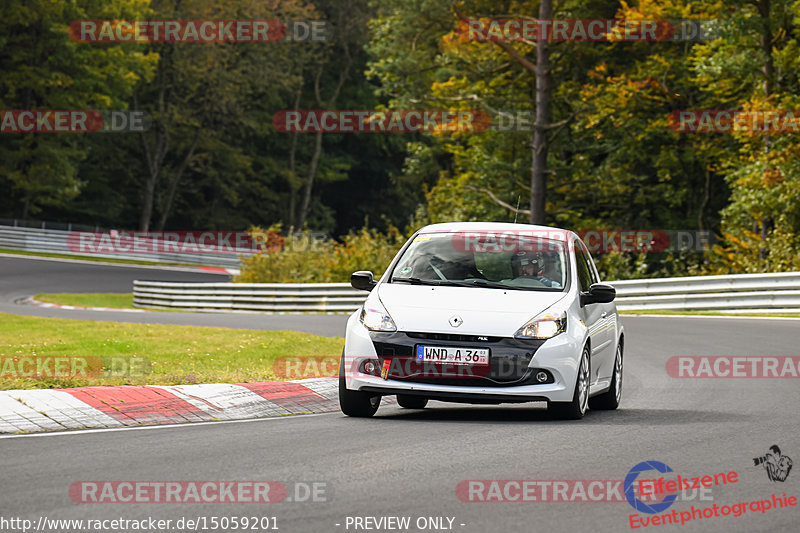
[512,252,561,288]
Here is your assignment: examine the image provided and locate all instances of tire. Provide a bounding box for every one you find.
[549,344,590,420]
[589,339,623,410]
[338,355,380,417]
[397,394,428,409]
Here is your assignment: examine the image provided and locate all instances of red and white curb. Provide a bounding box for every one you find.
[21,296,147,313]
[197,266,240,275]
[0,378,345,433]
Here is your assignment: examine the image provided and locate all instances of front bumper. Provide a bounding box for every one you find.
[369,330,550,386]
[344,314,582,403]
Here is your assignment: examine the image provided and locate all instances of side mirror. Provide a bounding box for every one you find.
[580,283,616,306]
[351,270,377,292]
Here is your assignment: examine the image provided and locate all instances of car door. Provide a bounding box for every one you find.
[583,241,618,382]
[574,239,615,386]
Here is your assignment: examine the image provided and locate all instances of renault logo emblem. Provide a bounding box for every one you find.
[449,315,463,328]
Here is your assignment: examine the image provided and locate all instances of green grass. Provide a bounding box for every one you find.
[36,293,134,309]
[620,309,800,318]
[0,248,211,268]
[0,313,343,390]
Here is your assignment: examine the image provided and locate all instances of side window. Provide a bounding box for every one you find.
[574,240,593,292]
[579,240,600,285]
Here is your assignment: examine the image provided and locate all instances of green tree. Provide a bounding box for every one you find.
[133,0,320,231]
[0,0,155,219]
[689,0,800,271]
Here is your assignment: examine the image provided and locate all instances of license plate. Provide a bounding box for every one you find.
[415,345,489,366]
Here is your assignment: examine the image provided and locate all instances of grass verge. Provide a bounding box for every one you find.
[0,313,343,390]
[36,293,135,309]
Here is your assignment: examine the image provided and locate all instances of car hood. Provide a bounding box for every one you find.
[376,283,568,337]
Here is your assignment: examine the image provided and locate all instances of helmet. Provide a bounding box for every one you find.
[512,251,544,276]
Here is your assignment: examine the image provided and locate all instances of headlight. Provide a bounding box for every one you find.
[360,299,397,332]
[514,310,566,339]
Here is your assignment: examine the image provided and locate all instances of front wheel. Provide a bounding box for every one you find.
[549,345,590,420]
[397,395,428,409]
[339,356,380,417]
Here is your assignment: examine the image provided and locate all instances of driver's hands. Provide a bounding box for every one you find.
[539,276,563,289]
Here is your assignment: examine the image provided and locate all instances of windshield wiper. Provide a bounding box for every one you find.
[391,277,534,291]
[391,277,473,287]
[391,277,441,285]
[468,279,528,291]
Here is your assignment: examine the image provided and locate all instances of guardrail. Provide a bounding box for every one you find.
[0,225,249,268]
[134,281,364,312]
[611,272,800,312]
[133,272,800,314]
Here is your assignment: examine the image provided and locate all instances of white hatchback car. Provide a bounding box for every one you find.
[340,222,623,419]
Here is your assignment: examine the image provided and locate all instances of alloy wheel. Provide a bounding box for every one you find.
[578,350,590,414]
[614,345,623,403]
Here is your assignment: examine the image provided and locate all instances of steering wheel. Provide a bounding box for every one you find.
[513,276,548,287]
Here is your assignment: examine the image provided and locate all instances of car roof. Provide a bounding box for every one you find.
[416,222,576,242]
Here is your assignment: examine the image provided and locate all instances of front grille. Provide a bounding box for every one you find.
[405,332,502,343]
[383,355,537,386]
[367,330,546,387]
[399,371,541,387]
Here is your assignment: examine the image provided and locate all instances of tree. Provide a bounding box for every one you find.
[133,0,319,231]
[367,0,626,225]
[0,0,155,219]
[690,0,800,271]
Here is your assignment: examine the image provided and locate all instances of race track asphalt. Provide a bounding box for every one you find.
[1,255,798,532]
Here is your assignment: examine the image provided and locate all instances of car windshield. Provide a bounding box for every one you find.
[390,231,567,291]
